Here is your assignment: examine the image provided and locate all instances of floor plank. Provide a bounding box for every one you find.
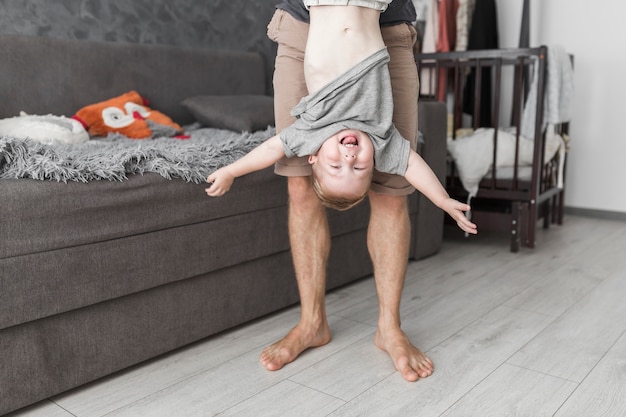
[4,401,73,417]
[554,330,626,417]
[507,269,626,382]
[440,364,577,417]
[288,333,394,402]
[503,262,605,317]
[216,380,345,417]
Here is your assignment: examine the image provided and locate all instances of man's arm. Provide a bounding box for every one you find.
[404,151,478,235]
[205,134,285,196]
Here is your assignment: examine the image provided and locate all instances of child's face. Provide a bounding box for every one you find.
[308,129,374,197]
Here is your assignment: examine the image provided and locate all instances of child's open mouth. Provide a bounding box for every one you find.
[340,134,358,147]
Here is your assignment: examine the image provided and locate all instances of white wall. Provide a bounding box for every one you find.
[496,0,626,214]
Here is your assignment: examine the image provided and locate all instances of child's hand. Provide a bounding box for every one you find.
[205,167,235,197]
[441,198,478,235]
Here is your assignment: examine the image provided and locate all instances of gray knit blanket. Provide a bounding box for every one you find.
[0,126,274,183]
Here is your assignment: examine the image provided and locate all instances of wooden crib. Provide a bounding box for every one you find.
[415,46,571,252]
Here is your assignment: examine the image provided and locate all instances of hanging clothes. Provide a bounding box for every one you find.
[520,45,574,139]
[435,0,459,100]
[419,0,439,96]
[420,0,463,99]
[436,0,459,54]
[455,0,475,52]
[463,0,499,127]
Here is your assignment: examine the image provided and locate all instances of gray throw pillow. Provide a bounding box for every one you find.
[181,95,274,132]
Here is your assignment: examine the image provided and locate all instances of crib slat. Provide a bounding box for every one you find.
[473,59,482,130]
[490,59,503,190]
[453,60,462,137]
[511,57,524,129]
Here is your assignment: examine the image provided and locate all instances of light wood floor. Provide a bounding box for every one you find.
[8,214,626,417]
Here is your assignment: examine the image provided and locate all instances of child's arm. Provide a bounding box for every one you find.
[404,151,478,235]
[205,134,285,197]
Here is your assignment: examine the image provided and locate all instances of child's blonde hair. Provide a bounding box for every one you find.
[310,166,371,211]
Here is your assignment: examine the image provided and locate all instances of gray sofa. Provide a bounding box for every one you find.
[0,34,447,415]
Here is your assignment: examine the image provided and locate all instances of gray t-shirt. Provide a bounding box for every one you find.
[280,48,411,176]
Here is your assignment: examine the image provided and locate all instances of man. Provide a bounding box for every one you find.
[263,0,434,381]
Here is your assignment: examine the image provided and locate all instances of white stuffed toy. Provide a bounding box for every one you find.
[0,112,89,145]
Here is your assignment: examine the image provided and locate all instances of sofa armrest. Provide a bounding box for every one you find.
[411,100,447,260]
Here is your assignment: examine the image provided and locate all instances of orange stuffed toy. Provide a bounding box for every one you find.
[73,91,182,139]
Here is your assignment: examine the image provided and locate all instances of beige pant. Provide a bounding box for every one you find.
[267,9,419,196]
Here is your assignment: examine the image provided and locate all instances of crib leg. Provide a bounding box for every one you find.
[527,200,537,249]
[557,190,565,225]
[510,202,521,253]
[521,202,531,248]
[543,199,551,229]
[551,194,563,225]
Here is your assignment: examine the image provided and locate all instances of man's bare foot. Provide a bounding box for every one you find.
[374,328,433,382]
[260,321,332,371]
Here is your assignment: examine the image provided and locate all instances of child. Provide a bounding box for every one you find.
[206,3,477,235]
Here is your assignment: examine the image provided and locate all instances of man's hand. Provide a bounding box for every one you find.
[205,167,235,197]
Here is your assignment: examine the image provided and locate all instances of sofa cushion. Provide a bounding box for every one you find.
[181,94,275,132]
[0,170,283,260]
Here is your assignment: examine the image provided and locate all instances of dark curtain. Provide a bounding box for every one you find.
[519,0,530,48]
[463,0,499,127]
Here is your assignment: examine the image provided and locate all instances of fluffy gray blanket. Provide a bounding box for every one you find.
[0,126,274,183]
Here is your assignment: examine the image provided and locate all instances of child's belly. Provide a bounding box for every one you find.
[305,5,385,93]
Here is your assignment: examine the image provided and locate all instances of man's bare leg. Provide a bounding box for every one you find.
[368,192,434,381]
[260,176,332,370]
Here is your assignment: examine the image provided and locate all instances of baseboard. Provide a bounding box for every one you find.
[565,206,626,222]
